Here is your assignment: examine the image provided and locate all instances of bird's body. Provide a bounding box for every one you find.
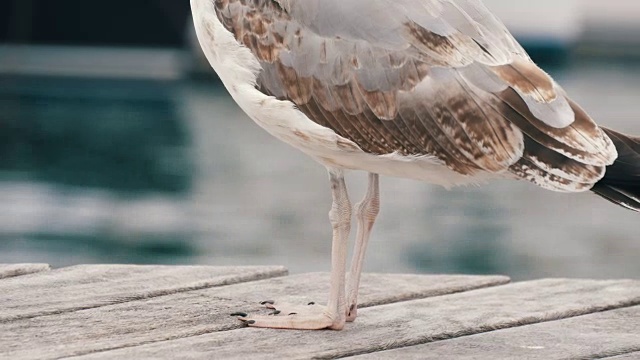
[192,0,496,187]
[191,0,640,330]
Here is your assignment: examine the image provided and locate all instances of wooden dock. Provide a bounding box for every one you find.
[1,264,639,359]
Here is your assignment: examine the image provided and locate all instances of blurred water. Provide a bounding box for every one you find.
[0,60,638,280]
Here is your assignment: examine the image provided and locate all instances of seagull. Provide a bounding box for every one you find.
[191,0,640,330]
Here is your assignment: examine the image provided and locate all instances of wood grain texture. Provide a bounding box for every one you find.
[0,264,50,279]
[0,273,507,360]
[0,264,287,322]
[71,278,640,360]
[355,306,640,360]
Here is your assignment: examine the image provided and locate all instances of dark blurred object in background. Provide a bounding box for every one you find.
[0,0,190,47]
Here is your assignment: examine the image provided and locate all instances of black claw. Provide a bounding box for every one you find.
[260,300,275,305]
[307,302,316,305]
[230,312,248,317]
[288,312,297,315]
[270,310,281,315]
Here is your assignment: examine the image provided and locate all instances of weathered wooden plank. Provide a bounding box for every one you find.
[0,264,287,322]
[0,273,508,360]
[0,264,50,279]
[71,278,640,360]
[354,306,640,359]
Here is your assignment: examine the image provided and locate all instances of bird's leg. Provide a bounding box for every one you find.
[235,168,352,330]
[324,168,352,329]
[346,173,380,322]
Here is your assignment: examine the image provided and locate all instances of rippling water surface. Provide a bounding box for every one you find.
[1,61,638,280]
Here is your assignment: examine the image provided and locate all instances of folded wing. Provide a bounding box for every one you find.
[214,0,617,190]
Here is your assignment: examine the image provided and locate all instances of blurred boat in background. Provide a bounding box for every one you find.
[485,0,640,60]
[580,1,640,57]
[483,0,580,62]
[485,1,582,44]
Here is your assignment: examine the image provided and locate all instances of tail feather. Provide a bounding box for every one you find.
[591,127,640,212]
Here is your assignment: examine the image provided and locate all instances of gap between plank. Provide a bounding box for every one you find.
[597,350,640,359]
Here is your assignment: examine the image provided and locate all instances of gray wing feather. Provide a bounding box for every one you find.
[277,0,575,128]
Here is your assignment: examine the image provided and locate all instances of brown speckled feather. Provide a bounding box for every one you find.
[214,0,618,190]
